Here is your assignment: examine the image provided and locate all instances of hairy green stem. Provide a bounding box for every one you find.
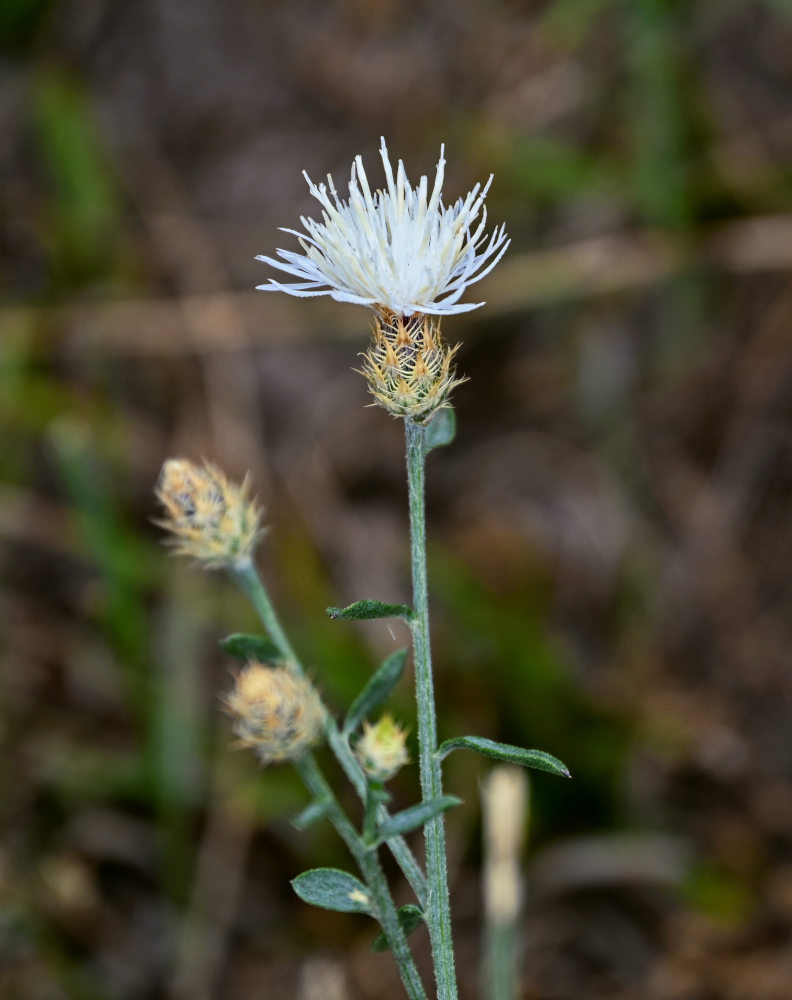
[363,780,388,845]
[405,418,458,1000]
[326,724,427,904]
[229,561,427,906]
[232,560,299,664]
[295,754,427,1000]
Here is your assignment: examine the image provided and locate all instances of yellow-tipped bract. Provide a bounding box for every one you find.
[360,310,466,421]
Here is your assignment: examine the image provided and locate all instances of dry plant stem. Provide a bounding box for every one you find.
[230,560,428,905]
[405,418,458,1000]
[295,754,428,1000]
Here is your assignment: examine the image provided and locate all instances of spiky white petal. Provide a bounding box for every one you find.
[256,138,509,316]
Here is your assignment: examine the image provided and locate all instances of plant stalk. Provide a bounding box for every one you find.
[404,418,458,1000]
[326,723,427,904]
[295,754,427,1000]
[232,560,300,664]
[484,920,518,1000]
[229,561,427,906]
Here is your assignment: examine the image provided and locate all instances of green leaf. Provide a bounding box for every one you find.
[344,648,408,735]
[326,600,413,622]
[291,868,372,914]
[291,799,330,831]
[219,633,283,663]
[374,796,462,842]
[424,407,456,452]
[437,736,571,778]
[370,904,425,952]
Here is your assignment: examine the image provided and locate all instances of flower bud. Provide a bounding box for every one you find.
[355,714,410,782]
[360,310,465,421]
[225,663,326,764]
[155,458,263,569]
[483,766,527,923]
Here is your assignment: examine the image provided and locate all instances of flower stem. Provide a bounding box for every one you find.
[484,919,518,1000]
[232,560,299,664]
[327,725,427,905]
[404,418,458,1000]
[229,560,427,906]
[295,754,427,1000]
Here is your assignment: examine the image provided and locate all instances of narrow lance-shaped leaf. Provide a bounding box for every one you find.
[370,904,425,953]
[437,736,571,778]
[424,406,456,453]
[291,798,331,831]
[344,648,408,735]
[326,600,414,622]
[291,868,373,914]
[374,796,462,843]
[220,633,283,663]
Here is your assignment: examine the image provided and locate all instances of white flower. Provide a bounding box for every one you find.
[256,137,509,317]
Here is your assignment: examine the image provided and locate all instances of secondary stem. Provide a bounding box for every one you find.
[295,754,427,1000]
[327,725,427,905]
[229,560,427,906]
[404,418,458,1000]
[232,560,299,664]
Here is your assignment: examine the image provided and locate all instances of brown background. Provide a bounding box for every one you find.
[2,1,792,997]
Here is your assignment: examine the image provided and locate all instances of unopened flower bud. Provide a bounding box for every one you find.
[483,766,527,923]
[359,310,465,421]
[155,458,263,568]
[355,714,410,782]
[225,663,326,764]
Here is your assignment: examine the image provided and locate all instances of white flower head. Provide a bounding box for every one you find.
[256,137,509,317]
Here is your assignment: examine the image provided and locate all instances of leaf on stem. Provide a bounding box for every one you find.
[291,798,331,831]
[326,600,414,622]
[374,796,462,842]
[437,735,571,778]
[219,633,283,663]
[424,407,456,452]
[291,868,373,914]
[344,648,409,735]
[370,904,425,952]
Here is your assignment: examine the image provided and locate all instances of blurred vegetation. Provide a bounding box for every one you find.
[2,0,792,998]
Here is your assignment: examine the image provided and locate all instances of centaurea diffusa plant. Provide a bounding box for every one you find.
[155,140,569,1000]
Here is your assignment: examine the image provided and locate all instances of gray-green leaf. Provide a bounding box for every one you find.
[437,736,571,778]
[424,407,456,452]
[370,904,425,952]
[291,868,372,914]
[344,648,408,735]
[219,633,283,663]
[326,600,413,622]
[291,799,331,831]
[374,796,462,842]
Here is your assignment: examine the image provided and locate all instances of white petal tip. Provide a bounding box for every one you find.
[256,141,507,312]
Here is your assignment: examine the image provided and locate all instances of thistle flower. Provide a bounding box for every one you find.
[256,139,508,421]
[355,714,410,782]
[225,662,326,764]
[256,137,509,317]
[155,458,263,569]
